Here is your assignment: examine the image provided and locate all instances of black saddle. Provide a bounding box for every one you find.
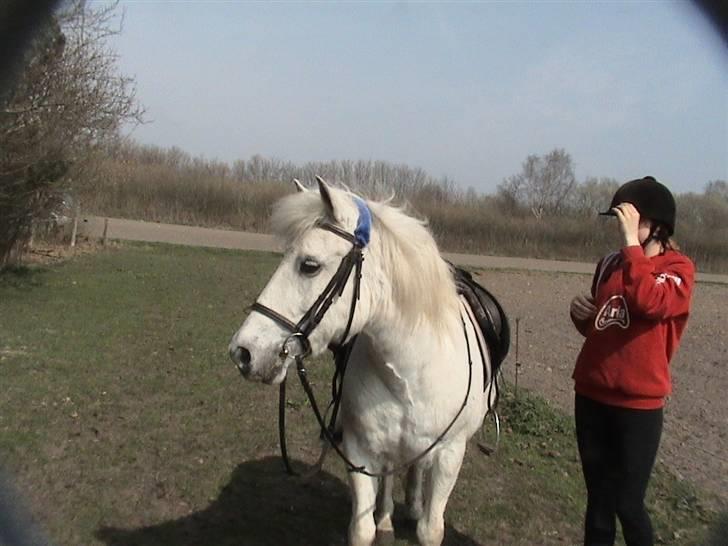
[451,265,510,376]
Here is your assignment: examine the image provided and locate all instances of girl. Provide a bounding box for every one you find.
[569,176,695,546]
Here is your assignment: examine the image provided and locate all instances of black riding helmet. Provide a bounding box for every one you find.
[599,176,676,236]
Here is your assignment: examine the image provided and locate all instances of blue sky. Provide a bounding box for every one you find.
[105,1,727,194]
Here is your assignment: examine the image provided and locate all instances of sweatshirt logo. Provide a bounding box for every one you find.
[656,272,682,286]
[595,295,630,331]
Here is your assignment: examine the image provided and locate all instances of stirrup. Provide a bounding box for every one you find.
[477,411,501,456]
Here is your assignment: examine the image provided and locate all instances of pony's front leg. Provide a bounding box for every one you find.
[348,470,378,546]
[375,473,395,535]
[405,463,425,521]
[417,440,466,546]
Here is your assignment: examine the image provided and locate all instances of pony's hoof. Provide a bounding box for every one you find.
[375,529,395,545]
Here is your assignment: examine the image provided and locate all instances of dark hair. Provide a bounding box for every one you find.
[652,222,679,251]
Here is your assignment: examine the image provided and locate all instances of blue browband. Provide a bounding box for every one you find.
[353,197,372,248]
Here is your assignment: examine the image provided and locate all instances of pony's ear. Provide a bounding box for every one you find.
[316,175,338,220]
[316,175,353,224]
[292,178,307,193]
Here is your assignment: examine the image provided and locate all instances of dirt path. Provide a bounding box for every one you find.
[480,269,728,507]
[82,216,728,504]
[81,217,728,283]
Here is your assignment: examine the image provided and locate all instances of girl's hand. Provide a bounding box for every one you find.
[612,202,641,247]
[570,294,597,321]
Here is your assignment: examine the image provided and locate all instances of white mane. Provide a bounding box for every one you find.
[270,188,460,333]
[270,191,325,246]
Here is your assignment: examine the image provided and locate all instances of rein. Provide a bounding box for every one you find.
[293,313,474,478]
[247,199,477,478]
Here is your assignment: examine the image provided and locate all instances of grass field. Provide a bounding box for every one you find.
[0,243,723,545]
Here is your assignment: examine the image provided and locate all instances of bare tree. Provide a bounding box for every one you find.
[568,176,620,216]
[704,179,728,201]
[0,0,143,267]
[498,149,576,219]
[677,179,728,233]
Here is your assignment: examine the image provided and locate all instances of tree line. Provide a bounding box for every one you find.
[81,140,727,273]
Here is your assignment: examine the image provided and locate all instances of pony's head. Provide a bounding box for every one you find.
[228,177,373,383]
[228,177,459,384]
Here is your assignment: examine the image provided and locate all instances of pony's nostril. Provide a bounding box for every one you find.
[231,346,252,376]
[238,347,251,366]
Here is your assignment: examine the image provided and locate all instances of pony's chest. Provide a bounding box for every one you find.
[342,386,450,450]
[344,405,429,458]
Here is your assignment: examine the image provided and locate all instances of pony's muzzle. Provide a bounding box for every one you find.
[229,346,252,378]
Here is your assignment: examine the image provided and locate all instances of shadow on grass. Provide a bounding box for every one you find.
[0,264,48,288]
[705,511,728,546]
[0,469,53,546]
[96,456,479,546]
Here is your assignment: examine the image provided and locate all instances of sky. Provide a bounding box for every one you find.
[103,1,727,195]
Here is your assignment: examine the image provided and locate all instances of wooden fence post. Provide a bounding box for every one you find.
[102,218,109,246]
[70,202,80,248]
[514,317,521,399]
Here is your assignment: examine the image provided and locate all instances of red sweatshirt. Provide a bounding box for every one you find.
[571,246,695,409]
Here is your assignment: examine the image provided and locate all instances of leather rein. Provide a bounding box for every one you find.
[248,207,475,478]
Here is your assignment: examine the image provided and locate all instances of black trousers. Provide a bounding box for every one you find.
[575,394,663,546]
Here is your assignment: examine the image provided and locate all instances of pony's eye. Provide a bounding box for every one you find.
[299,258,321,276]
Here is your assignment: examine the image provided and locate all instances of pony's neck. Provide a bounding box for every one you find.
[359,219,462,359]
[363,298,462,369]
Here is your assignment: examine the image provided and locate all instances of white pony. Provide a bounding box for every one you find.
[229,178,498,546]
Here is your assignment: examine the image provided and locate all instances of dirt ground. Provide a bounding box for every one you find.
[477,269,728,506]
[78,217,728,506]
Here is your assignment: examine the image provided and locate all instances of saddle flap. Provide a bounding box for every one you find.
[451,265,510,372]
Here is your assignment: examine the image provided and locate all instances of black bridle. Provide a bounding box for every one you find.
[248,212,476,478]
[251,221,365,361]
[248,219,367,476]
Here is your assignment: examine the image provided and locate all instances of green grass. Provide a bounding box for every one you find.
[0,243,723,545]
